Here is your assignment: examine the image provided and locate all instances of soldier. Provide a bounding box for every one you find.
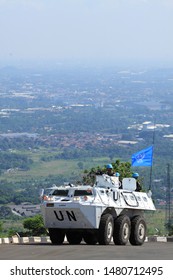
[106,164,114,176]
[132,172,142,192]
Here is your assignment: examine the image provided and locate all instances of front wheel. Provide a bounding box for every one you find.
[98,213,114,245]
[48,228,65,245]
[113,215,131,245]
[66,231,83,244]
[129,216,146,246]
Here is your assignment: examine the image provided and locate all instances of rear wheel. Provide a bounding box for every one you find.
[98,213,114,245]
[113,215,131,245]
[66,231,83,244]
[129,216,146,246]
[48,228,65,245]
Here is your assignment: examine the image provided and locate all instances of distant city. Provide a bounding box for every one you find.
[0,65,173,147]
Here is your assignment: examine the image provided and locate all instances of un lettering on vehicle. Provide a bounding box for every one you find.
[54,210,77,222]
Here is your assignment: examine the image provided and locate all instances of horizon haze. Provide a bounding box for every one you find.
[0,0,173,67]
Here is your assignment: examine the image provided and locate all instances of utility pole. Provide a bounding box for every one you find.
[149,119,155,191]
[165,163,171,235]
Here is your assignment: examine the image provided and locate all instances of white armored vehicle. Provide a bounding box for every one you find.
[40,174,155,246]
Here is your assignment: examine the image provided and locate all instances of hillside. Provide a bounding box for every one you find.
[0,65,173,220]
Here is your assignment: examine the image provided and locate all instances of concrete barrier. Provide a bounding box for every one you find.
[2,237,12,244]
[0,236,172,245]
[12,237,20,244]
[156,236,167,242]
[20,237,29,243]
[0,236,50,244]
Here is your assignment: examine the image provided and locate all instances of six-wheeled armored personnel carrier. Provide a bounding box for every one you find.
[40,174,155,246]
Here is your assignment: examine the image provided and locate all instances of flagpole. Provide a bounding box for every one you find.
[149,119,155,190]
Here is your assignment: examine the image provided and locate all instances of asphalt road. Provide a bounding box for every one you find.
[0,242,173,260]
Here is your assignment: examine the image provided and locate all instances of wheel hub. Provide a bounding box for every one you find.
[123,223,129,239]
[138,223,145,239]
[107,222,113,239]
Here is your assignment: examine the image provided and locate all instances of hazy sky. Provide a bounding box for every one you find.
[0,0,173,66]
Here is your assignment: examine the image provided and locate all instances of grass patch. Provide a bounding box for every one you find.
[145,208,167,236]
[0,149,111,182]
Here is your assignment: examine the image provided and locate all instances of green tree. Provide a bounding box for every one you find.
[165,221,173,236]
[0,206,13,218]
[82,160,132,185]
[8,228,19,237]
[23,215,47,236]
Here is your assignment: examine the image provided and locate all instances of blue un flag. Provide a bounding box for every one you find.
[131,146,153,167]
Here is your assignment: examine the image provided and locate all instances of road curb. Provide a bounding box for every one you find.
[0,236,51,244]
[0,236,173,244]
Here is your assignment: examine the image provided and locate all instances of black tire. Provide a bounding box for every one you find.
[83,232,98,245]
[48,228,65,245]
[66,231,83,244]
[98,213,114,245]
[129,216,146,246]
[113,215,131,245]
